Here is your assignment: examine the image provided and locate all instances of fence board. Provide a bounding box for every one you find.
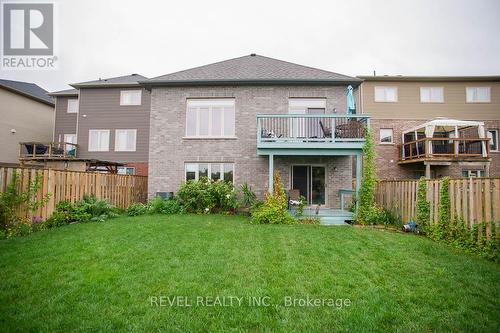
[375,177,500,239]
[0,167,148,220]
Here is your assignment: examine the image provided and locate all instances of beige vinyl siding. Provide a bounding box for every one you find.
[53,96,78,141]
[0,88,54,164]
[361,81,500,120]
[76,87,150,162]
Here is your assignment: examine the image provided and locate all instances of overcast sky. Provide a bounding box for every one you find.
[1,0,500,92]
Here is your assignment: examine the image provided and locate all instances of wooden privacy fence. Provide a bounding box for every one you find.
[0,167,148,220]
[375,178,500,237]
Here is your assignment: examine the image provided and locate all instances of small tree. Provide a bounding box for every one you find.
[356,128,377,225]
[415,177,430,232]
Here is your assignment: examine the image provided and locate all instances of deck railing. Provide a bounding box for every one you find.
[19,142,78,159]
[400,138,490,161]
[257,114,370,145]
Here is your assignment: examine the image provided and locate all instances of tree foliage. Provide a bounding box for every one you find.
[356,128,377,225]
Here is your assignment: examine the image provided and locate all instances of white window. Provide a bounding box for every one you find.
[186,99,235,137]
[379,128,393,144]
[63,134,77,152]
[487,129,498,151]
[117,167,135,175]
[420,87,444,103]
[466,87,490,103]
[374,86,397,102]
[185,163,234,183]
[115,129,137,152]
[67,99,79,113]
[120,90,142,105]
[462,170,483,178]
[88,130,110,152]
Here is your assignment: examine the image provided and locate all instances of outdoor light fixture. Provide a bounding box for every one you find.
[10,128,16,134]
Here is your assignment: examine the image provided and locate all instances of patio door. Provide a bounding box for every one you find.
[292,165,326,205]
[288,99,326,138]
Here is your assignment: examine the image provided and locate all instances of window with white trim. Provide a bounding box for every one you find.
[115,129,137,152]
[88,129,110,152]
[420,87,444,103]
[466,87,490,103]
[67,99,79,113]
[462,170,483,178]
[185,163,234,183]
[186,99,235,137]
[374,86,397,102]
[379,128,393,143]
[487,129,498,151]
[120,90,142,105]
[117,167,135,175]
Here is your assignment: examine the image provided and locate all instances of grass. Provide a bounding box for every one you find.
[0,215,499,333]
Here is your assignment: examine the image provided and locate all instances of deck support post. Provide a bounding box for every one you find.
[268,154,274,193]
[425,163,431,179]
[355,153,361,210]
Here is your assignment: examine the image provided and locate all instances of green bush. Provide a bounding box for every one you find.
[251,171,295,225]
[127,203,148,216]
[415,177,430,232]
[239,183,257,208]
[0,172,50,238]
[147,196,185,215]
[43,195,116,229]
[355,128,377,225]
[177,178,237,214]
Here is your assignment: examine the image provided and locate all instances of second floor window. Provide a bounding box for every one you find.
[120,90,142,105]
[67,99,79,113]
[379,128,393,143]
[420,87,444,103]
[186,99,235,137]
[115,129,137,152]
[88,129,110,152]
[466,87,490,103]
[374,86,397,102]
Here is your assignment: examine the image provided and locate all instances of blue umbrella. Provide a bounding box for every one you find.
[346,85,356,114]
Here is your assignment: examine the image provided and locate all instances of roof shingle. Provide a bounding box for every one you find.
[71,74,147,88]
[0,79,54,105]
[143,54,361,86]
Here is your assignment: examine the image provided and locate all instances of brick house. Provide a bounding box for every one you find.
[357,76,500,179]
[141,54,369,222]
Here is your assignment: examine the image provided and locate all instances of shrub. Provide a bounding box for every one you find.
[147,196,185,215]
[415,177,430,232]
[239,183,257,208]
[177,178,237,214]
[355,128,377,225]
[0,172,50,238]
[298,217,320,225]
[251,171,295,225]
[127,203,148,216]
[177,178,214,214]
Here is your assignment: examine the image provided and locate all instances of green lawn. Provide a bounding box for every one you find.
[0,215,499,333]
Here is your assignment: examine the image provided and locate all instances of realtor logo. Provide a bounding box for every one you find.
[1,2,56,69]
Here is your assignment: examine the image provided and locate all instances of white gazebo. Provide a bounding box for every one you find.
[400,118,490,177]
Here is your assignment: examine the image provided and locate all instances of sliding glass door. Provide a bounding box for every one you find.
[291,165,326,205]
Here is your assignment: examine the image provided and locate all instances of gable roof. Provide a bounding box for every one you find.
[142,54,361,87]
[48,88,79,97]
[357,75,500,82]
[0,79,54,106]
[71,74,147,88]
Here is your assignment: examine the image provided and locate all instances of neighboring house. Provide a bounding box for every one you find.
[141,54,368,222]
[46,74,150,175]
[358,76,500,179]
[0,79,54,165]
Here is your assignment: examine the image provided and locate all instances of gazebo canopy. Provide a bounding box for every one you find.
[403,118,485,136]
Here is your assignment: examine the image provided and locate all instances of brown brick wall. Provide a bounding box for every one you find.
[125,162,148,176]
